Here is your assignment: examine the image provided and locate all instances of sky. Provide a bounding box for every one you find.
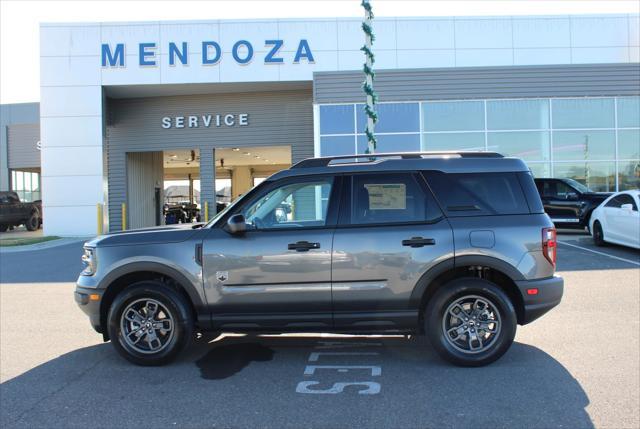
[1,0,638,104]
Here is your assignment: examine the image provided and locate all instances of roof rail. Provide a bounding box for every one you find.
[291,151,504,169]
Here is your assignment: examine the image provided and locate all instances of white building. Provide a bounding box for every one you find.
[6,13,637,235]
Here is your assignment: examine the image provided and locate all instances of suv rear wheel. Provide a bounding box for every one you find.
[425,278,517,367]
[107,281,194,366]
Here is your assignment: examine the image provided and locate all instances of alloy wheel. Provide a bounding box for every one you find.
[442,295,502,354]
[120,298,175,354]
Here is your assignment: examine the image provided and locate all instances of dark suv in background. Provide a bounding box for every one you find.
[534,178,612,230]
[76,152,563,367]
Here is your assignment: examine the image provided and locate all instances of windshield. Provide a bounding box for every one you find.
[564,178,590,193]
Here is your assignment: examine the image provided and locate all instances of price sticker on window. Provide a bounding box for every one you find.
[364,184,406,210]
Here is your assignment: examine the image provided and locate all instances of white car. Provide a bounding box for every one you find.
[589,190,640,249]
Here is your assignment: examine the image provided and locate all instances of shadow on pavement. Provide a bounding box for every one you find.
[1,335,593,428]
[0,242,84,283]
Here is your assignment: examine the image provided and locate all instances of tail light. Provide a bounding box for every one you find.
[542,227,557,267]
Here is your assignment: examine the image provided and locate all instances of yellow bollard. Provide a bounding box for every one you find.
[96,203,103,235]
[121,203,127,230]
[204,201,209,222]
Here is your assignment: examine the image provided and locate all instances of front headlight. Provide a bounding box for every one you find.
[81,247,97,276]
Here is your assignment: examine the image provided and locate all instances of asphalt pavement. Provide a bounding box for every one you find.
[0,233,638,428]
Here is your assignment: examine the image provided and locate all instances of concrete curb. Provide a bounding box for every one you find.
[0,237,91,253]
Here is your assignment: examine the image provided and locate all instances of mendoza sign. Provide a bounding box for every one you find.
[101,40,314,67]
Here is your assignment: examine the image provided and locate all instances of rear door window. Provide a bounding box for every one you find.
[424,171,530,216]
[345,173,442,225]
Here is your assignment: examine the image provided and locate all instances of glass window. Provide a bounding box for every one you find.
[487,131,550,161]
[423,132,485,151]
[357,134,420,154]
[553,162,616,192]
[423,101,484,132]
[320,136,356,157]
[14,171,24,191]
[320,105,354,135]
[617,97,640,128]
[605,194,637,210]
[617,160,640,191]
[552,130,615,160]
[349,173,438,225]
[356,103,420,133]
[243,178,333,229]
[618,130,640,159]
[552,98,615,129]
[538,180,580,199]
[425,171,530,216]
[487,99,549,130]
[527,163,551,178]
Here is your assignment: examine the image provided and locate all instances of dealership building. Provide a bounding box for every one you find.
[0,13,638,236]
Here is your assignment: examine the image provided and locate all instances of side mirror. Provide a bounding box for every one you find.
[226,214,246,235]
[621,203,634,212]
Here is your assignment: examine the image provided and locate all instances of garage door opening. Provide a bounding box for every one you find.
[163,149,201,225]
[214,145,292,210]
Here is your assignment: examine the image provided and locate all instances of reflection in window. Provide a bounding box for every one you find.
[553,162,616,192]
[320,136,356,157]
[618,130,640,159]
[617,160,640,191]
[527,163,551,178]
[423,101,484,132]
[356,103,420,133]
[10,170,41,202]
[319,105,355,135]
[552,130,615,160]
[487,131,550,161]
[357,134,420,154]
[487,99,549,130]
[552,98,615,129]
[616,97,640,128]
[423,132,485,151]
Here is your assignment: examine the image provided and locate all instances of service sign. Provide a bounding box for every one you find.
[161,114,249,129]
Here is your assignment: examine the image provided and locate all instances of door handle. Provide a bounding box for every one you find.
[288,241,321,252]
[402,237,436,248]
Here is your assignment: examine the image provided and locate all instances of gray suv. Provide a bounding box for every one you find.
[75,152,563,367]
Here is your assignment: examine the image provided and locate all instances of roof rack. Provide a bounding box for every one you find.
[291,151,504,169]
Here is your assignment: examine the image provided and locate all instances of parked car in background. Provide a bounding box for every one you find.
[0,191,42,232]
[589,190,640,249]
[534,178,612,230]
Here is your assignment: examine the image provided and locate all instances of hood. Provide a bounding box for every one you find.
[85,223,204,247]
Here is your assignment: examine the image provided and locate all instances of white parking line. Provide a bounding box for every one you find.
[558,241,640,267]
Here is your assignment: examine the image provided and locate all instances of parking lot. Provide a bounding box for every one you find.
[1,233,638,429]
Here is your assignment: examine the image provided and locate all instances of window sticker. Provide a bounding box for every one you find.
[364,184,406,210]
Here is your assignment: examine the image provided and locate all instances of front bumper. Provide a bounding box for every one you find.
[516,275,564,324]
[75,285,104,333]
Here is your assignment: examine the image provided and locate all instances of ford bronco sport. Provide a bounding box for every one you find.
[75,152,564,367]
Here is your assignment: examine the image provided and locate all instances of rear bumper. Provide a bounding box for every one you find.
[516,275,564,324]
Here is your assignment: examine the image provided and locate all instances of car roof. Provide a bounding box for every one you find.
[270,152,530,181]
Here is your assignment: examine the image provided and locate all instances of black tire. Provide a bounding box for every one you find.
[25,211,39,231]
[0,224,7,232]
[107,281,194,366]
[424,278,517,367]
[593,221,606,246]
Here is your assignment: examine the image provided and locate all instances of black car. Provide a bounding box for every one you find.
[0,191,42,232]
[534,178,612,230]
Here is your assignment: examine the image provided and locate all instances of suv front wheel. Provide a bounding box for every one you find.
[107,281,194,366]
[425,278,517,367]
